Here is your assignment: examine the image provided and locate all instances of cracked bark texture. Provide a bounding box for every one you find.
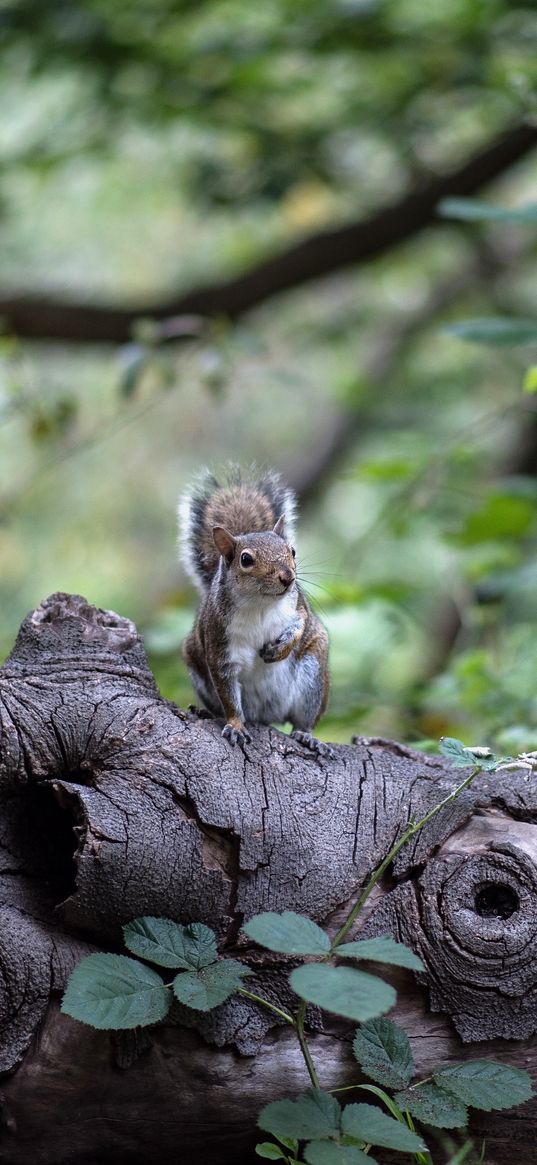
[0,592,536,1165]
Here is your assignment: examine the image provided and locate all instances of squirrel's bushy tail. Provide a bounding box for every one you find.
[178,464,297,592]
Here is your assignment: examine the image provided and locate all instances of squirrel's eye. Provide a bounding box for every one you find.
[240,551,255,568]
[291,547,296,558]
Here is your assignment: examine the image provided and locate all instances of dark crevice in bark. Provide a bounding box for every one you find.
[16,782,79,905]
[169,786,243,942]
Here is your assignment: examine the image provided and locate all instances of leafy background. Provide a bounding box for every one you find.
[1,0,536,746]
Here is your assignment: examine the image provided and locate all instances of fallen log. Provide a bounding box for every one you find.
[0,592,536,1164]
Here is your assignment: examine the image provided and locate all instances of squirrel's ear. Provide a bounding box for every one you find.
[273,514,286,538]
[212,525,236,564]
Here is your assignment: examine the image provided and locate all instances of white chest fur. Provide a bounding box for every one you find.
[226,591,306,725]
[226,590,297,669]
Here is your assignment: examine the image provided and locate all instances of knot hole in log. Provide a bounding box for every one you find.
[368,808,537,1041]
[474,881,519,920]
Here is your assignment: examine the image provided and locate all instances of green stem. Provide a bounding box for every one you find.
[329,1084,361,1094]
[238,987,321,1089]
[295,1000,321,1089]
[237,987,296,1026]
[405,1111,433,1164]
[332,765,481,948]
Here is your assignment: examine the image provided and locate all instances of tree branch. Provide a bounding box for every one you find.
[1,123,536,344]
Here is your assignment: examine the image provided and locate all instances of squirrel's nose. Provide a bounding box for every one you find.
[279,568,294,589]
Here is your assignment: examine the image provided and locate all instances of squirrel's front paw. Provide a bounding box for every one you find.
[222,722,252,747]
[260,618,301,663]
[259,639,280,663]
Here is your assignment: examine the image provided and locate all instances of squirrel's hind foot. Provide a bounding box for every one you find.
[291,729,335,760]
[188,704,215,720]
[222,722,252,747]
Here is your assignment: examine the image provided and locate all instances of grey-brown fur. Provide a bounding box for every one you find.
[179,465,296,593]
[179,468,329,751]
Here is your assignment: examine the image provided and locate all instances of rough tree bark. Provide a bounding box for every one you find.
[1,593,536,1165]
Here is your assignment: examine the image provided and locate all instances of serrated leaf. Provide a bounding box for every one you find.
[290,964,395,1022]
[255,1144,289,1160]
[353,1018,415,1090]
[341,1103,426,1152]
[443,317,537,347]
[439,736,473,764]
[440,737,504,771]
[469,754,503,772]
[394,1083,468,1129]
[438,197,537,225]
[243,911,331,955]
[304,1143,374,1165]
[61,952,171,1030]
[172,958,250,1011]
[434,1061,533,1112]
[275,1135,299,1152]
[123,917,217,970]
[337,936,424,971]
[258,1090,341,1141]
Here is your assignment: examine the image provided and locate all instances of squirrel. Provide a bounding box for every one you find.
[178,466,330,753]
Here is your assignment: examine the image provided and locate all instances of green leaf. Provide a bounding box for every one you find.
[353,1018,415,1090]
[523,366,537,394]
[255,1144,289,1160]
[123,917,217,970]
[438,197,537,225]
[443,317,537,347]
[438,737,474,767]
[341,1103,426,1152]
[438,737,505,771]
[434,1061,533,1112]
[359,458,417,482]
[61,952,171,1030]
[394,1083,468,1129]
[275,1136,299,1152]
[455,493,535,545]
[337,936,424,971]
[290,964,395,1022]
[258,1090,342,1141]
[172,958,250,1011]
[304,1143,374,1165]
[243,911,331,955]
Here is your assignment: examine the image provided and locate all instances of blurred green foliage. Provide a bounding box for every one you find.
[0,0,536,748]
